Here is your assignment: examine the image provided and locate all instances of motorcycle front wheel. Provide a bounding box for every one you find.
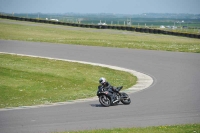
[99,95,111,107]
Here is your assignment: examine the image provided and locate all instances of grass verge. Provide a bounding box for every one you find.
[0,53,136,108]
[0,18,199,53]
[57,124,200,133]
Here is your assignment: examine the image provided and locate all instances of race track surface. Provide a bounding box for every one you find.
[0,40,200,133]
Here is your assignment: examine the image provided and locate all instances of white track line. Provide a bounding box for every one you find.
[0,52,153,111]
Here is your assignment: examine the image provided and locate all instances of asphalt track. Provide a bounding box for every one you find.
[0,40,200,133]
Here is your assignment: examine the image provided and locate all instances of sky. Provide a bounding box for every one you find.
[0,0,200,14]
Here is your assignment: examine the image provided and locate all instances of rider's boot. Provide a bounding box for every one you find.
[112,96,119,104]
[110,96,117,105]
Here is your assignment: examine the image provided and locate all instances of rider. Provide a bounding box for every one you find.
[98,77,118,103]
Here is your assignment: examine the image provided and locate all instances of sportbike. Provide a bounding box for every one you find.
[97,86,131,107]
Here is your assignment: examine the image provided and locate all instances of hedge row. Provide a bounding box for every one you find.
[1,14,200,39]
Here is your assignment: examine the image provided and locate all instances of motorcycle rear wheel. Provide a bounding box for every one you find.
[121,93,131,105]
[99,95,111,107]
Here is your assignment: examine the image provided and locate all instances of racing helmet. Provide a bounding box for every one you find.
[99,77,106,84]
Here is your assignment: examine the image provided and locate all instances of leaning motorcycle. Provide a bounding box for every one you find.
[97,86,131,107]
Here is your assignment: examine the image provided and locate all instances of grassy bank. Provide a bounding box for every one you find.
[58,124,200,133]
[0,19,199,53]
[0,53,136,108]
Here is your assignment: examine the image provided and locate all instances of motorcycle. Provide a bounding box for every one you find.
[97,86,131,107]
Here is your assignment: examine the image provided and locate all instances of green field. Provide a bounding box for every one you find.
[58,124,200,133]
[0,53,136,108]
[0,18,199,53]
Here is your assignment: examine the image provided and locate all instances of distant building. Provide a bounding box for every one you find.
[46,18,59,21]
[171,26,177,29]
[50,19,59,22]
[98,22,107,25]
[182,26,188,29]
[160,25,165,29]
[98,20,107,25]
[166,26,177,29]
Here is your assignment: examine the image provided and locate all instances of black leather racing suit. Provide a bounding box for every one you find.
[98,82,117,103]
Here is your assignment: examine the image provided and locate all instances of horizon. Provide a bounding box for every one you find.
[0,0,200,15]
[1,12,200,15]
